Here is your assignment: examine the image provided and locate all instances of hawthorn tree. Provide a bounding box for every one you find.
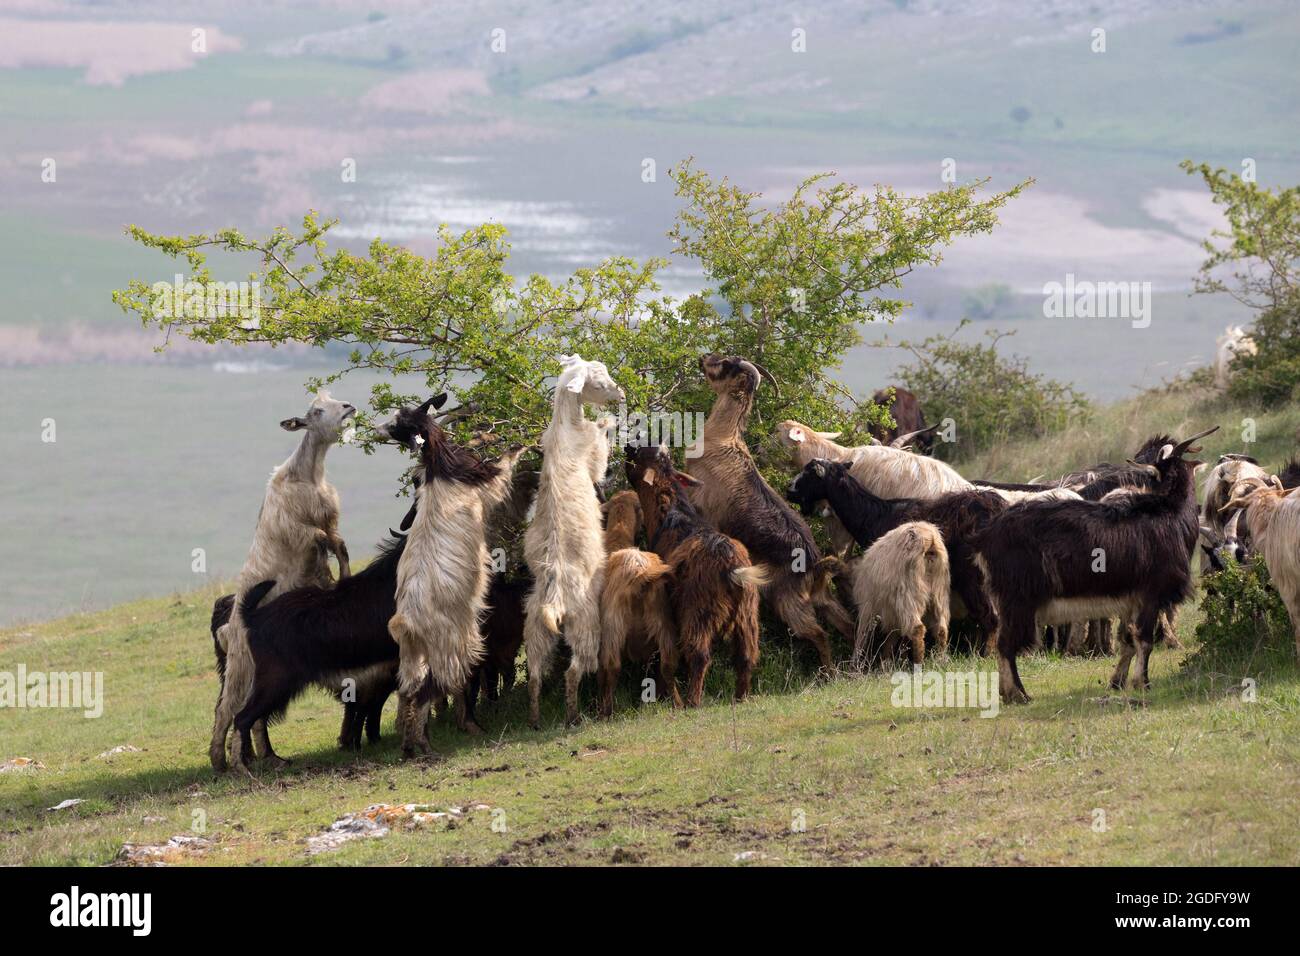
[113,162,1027,454]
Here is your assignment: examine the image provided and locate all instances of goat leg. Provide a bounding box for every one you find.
[254,720,288,768]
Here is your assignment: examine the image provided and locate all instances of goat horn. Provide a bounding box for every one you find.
[890,423,942,448]
[1223,508,1243,540]
[749,361,780,399]
[1173,425,1220,456]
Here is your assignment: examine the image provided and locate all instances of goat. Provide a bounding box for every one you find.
[228,533,406,765]
[211,593,394,752]
[974,427,1217,703]
[523,354,626,728]
[787,458,1005,652]
[597,491,677,717]
[868,386,933,453]
[1277,457,1300,490]
[686,355,854,670]
[1221,483,1300,656]
[474,572,530,707]
[626,443,764,706]
[1214,324,1257,390]
[373,396,525,758]
[209,390,356,771]
[852,521,950,666]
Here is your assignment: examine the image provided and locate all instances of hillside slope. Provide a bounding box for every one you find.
[3,384,1300,866]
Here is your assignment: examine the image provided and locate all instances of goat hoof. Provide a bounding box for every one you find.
[1000,689,1031,705]
[261,754,290,769]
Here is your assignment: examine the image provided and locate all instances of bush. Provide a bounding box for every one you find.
[884,320,1090,459]
[1190,558,1294,667]
[1227,302,1300,405]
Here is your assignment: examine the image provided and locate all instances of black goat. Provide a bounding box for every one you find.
[228,534,408,765]
[786,458,1007,651]
[210,593,393,751]
[973,427,1217,703]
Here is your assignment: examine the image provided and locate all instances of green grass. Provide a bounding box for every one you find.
[5,382,1300,866]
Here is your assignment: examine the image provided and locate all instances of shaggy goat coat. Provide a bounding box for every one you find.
[686,356,852,669]
[227,534,406,764]
[787,458,1005,651]
[774,419,1075,554]
[598,491,677,716]
[1224,485,1300,656]
[973,428,1215,703]
[523,355,625,727]
[851,522,951,666]
[382,408,523,755]
[628,444,764,708]
[210,392,354,771]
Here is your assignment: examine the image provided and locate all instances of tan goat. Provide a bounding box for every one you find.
[851,521,951,667]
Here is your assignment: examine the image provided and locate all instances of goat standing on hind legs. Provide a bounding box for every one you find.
[373,395,527,758]
[686,355,853,672]
[523,355,625,729]
[625,443,764,706]
[210,391,356,772]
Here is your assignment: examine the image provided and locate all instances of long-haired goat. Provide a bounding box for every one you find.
[686,355,853,670]
[626,443,765,707]
[1221,483,1300,656]
[228,533,406,765]
[374,395,525,757]
[597,490,678,717]
[211,593,394,752]
[210,390,356,771]
[523,354,626,728]
[787,458,1007,652]
[852,521,950,666]
[974,427,1217,703]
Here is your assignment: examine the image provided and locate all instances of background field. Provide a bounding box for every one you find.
[3,384,1299,866]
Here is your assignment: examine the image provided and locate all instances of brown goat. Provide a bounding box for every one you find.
[626,444,764,707]
[868,386,931,451]
[685,354,854,670]
[597,491,678,716]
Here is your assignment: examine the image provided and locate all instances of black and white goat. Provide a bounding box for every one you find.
[786,458,1008,653]
[973,427,1217,703]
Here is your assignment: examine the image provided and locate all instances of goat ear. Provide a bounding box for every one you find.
[280,417,307,431]
[673,472,701,489]
[641,467,657,485]
[788,427,805,443]
[565,366,589,394]
[430,393,448,411]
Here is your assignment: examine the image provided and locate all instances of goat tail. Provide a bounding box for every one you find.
[730,564,772,591]
[812,555,842,594]
[239,579,277,627]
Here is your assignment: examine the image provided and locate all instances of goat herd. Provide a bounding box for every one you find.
[204,353,1300,773]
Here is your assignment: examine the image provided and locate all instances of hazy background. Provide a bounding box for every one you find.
[2,0,1298,624]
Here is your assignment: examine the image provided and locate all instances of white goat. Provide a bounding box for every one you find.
[523,354,625,728]
[851,521,951,667]
[209,390,355,771]
[1222,484,1300,657]
[1213,325,1257,390]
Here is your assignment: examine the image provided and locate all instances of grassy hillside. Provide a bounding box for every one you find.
[3,383,1300,867]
